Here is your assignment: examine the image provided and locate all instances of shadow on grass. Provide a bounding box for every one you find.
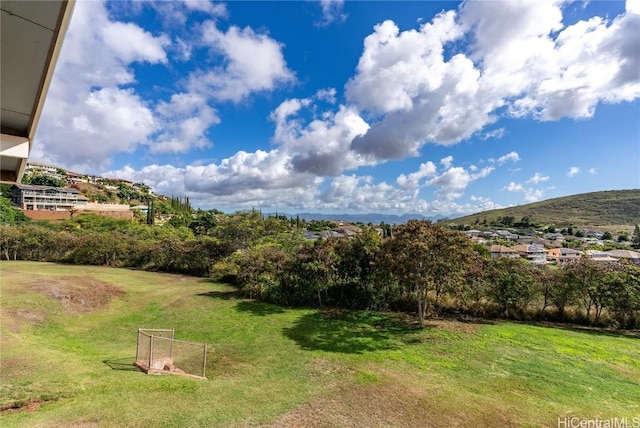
[197,291,286,316]
[103,357,141,372]
[235,300,286,316]
[197,290,242,300]
[283,310,421,354]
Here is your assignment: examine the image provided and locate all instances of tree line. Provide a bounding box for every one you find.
[1,212,639,329]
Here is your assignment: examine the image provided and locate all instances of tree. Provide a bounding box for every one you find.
[24,174,66,187]
[607,264,640,328]
[210,211,266,251]
[0,198,29,225]
[549,267,579,320]
[189,210,218,235]
[533,265,558,314]
[380,220,473,327]
[602,231,613,241]
[0,225,21,260]
[333,229,383,309]
[289,238,340,307]
[563,257,608,322]
[146,201,155,225]
[65,231,131,266]
[485,258,536,318]
[461,253,490,315]
[632,225,640,249]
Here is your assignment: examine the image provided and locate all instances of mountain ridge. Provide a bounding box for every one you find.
[289,212,447,225]
[444,189,640,228]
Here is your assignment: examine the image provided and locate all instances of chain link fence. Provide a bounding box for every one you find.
[135,328,207,379]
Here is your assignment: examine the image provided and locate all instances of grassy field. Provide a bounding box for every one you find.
[1,261,639,427]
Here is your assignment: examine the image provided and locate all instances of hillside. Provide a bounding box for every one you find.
[448,189,640,228]
[2,262,638,426]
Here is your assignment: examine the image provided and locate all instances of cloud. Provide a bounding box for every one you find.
[317,0,347,26]
[589,168,597,175]
[315,88,337,103]
[270,99,370,177]
[34,0,299,172]
[347,2,639,161]
[190,21,295,102]
[34,1,640,214]
[504,180,545,203]
[526,173,550,184]
[567,167,580,177]
[107,151,504,216]
[426,165,494,201]
[316,174,501,215]
[480,128,506,140]
[396,162,437,190]
[440,155,454,168]
[181,0,228,17]
[152,92,220,153]
[496,151,521,164]
[101,22,170,64]
[32,1,167,171]
[505,182,524,193]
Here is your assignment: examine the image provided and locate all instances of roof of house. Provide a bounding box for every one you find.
[590,255,620,263]
[606,249,640,259]
[548,247,581,256]
[517,237,548,245]
[489,245,518,253]
[513,244,545,253]
[12,183,78,193]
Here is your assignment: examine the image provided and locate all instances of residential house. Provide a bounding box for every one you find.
[547,247,582,264]
[544,232,566,242]
[11,184,80,211]
[513,244,547,264]
[496,230,519,241]
[517,236,549,247]
[131,205,149,214]
[464,229,483,237]
[585,250,619,263]
[470,236,488,245]
[489,245,520,259]
[25,162,59,176]
[606,249,640,262]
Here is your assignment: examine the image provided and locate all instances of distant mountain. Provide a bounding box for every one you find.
[291,212,448,225]
[446,189,640,228]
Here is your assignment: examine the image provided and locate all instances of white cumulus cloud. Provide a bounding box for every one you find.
[347,1,640,161]
[191,21,295,103]
[317,0,347,26]
[33,0,166,171]
[526,173,550,184]
[567,167,580,177]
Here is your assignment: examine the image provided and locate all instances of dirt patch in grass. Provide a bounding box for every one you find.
[0,398,52,415]
[27,276,124,315]
[269,369,514,428]
[0,355,35,379]
[2,308,48,332]
[425,318,487,335]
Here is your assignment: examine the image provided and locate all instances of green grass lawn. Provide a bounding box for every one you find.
[1,261,639,427]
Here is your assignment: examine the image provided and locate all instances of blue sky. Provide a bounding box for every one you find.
[33,0,640,216]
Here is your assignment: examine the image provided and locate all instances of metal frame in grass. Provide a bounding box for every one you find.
[135,328,208,379]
